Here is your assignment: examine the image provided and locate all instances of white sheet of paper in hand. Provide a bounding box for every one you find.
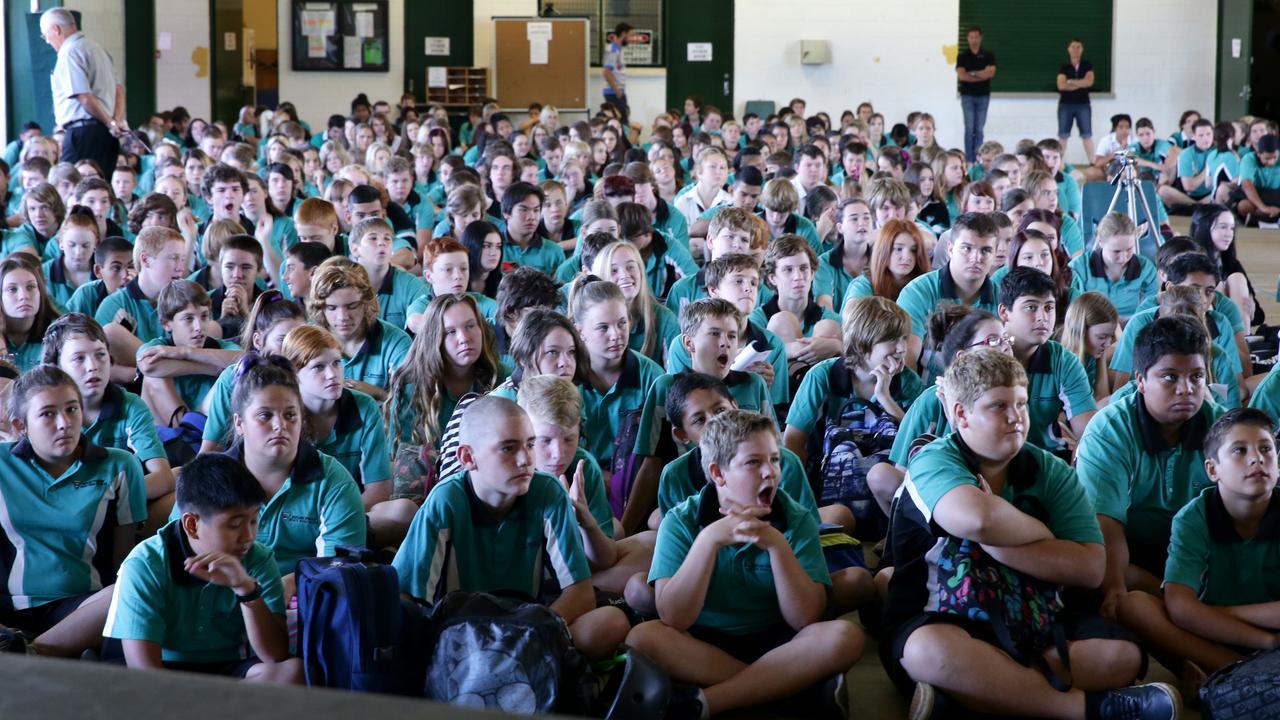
[731,341,770,372]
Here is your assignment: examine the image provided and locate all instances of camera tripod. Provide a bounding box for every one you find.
[1105,152,1162,254]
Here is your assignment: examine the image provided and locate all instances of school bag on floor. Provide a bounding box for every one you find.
[424,591,592,715]
[296,546,427,694]
[1200,648,1280,719]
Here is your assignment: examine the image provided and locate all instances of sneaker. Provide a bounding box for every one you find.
[666,682,708,720]
[824,671,849,720]
[1094,683,1181,720]
[908,681,935,720]
[0,628,28,654]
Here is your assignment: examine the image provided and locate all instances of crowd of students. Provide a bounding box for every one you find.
[1,87,1279,720]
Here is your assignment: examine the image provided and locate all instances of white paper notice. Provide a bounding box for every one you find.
[529,39,549,64]
[355,12,374,38]
[156,32,172,50]
[527,22,553,41]
[301,10,335,36]
[224,32,237,52]
[428,67,447,88]
[1232,38,1242,58]
[308,35,326,58]
[425,36,450,56]
[687,42,712,62]
[343,37,362,67]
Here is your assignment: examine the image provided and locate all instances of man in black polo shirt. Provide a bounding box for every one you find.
[955,26,996,163]
[1057,39,1096,162]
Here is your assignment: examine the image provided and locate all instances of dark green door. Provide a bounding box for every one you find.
[665,0,733,115]
[1216,0,1252,119]
[209,0,245,128]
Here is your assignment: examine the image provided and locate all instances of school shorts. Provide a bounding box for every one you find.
[688,623,798,664]
[1228,186,1280,207]
[0,593,94,635]
[879,610,1142,695]
[164,656,263,678]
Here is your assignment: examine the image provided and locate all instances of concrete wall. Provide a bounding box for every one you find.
[154,0,213,119]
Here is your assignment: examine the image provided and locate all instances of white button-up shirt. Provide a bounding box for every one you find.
[50,31,117,127]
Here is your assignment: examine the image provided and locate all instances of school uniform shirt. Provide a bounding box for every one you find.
[888,388,947,467]
[885,432,1100,634]
[6,331,44,373]
[634,370,776,460]
[1059,213,1086,257]
[392,362,512,447]
[205,441,366,577]
[201,364,241,447]
[748,294,840,338]
[665,322,790,406]
[1165,486,1280,607]
[567,447,615,540]
[41,256,84,311]
[650,483,830,635]
[898,268,999,341]
[643,232,699,302]
[1207,149,1241,186]
[104,521,285,663]
[1136,290,1246,336]
[1068,250,1158,318]
[657,446,817,523]
[653,197,690,248]
[96,278,165,343]
[407,290,499,328]
[579,349,664,467]
[664,268,710,317]
[0,224,42,257]
[787,357,925,439]
[138,336,240,411]
[1178,147,1214,199]
[502,232,566,277]
[1076,391,1221,550]
[673,186,733,228]
[372,266,428,330]
[392,470,590,603]
[0,437,147,609]
[844,274,875,302]
[1019,341,1096,451]
[1055,172,1083,218]
[84,383,168,466]
[65,278,110,318]
[759,211,824,256]
[815,243,869,311]
[1239,152,1280,190]
[629,301,681,366]
[317,388,391,492]
[343,319,412,390]
[1249,367,1280,424]
[1109,307,1236,376]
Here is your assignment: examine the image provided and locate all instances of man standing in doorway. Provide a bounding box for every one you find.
[602,22,632,124]
[1057,38,1096,163]
[956,26,996,163]
[40,8,127,175]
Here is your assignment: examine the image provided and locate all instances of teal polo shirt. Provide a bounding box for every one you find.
[786,357,925,439]
[644,231,699,301]
[0,224,40,257]
[656,446,817,522]
[555,255,584,285]
[1178,147,1213,198]
[1021,341,1096,451]
[664,321,790,406]
[96,278,165,343]
[392,471,591,603]
[815,243,869,310]
[1249,366,1280,424]
[6,333,44,373]
[634,370,776,458]
[844,274,874,302]
[654,198,690,248]
[649,483,830,635]
[1165,487,1280,607]
[201,364,239,446]
[1207,149,1240,186]
[1136,290,1245,335]
[1068,251,1158,319]
[897,268,999,339]
[373,266,428,330]
[581,349,664,466]
[138,336,240,411]
[65,279,110,317]
[1057,171,1082,217]
[888,387,948,467]
[104,521,286,663]
[1076,392,1221,549]
[84,384,167,465]
[502,232,566,276]
[41,256,83,311]
[194,442,366,577]
[1110,307,1236,376]
[1239,152,1280,190]
[760,211,823,256]
[1060,214,1085,257]
[318,388,391,491]
[748,293,840,338]
[344,319,412,390]
[395,361,511,447]
[630,301,680,366]
[0,438,147,609]
[664,269,709,317]
[407,290,498,327]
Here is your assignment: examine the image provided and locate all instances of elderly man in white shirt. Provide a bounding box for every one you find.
[40,8,128,174]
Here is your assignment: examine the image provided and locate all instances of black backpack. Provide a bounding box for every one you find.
[424,591,592,714]
[1200,648,1280,719]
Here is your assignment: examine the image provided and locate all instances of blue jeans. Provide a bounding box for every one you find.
[1058,103,1092,138]
[960,94,990,162]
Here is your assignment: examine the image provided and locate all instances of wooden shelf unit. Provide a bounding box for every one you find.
[425,67,489,105]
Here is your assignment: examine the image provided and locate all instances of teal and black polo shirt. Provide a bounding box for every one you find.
[373,266,428,330]
[888,388,947,467]
[6,330,45,373]
[643,231,699,301]
[392,471,591,603]
[407,290,498,328]
[580,349,664,467]
[65,279,111,318]
[815,242,869,311]
[654,197,690,248]
[629,301,680,366]
[317,388,390,491]
[96,278,165,343]
[1136,290,1245,336]
[344,319,412,390]
[502,232,566,276]
[1110,306,1236,377]
[656,445,817,522]
[1068,250,1158,319]
[785,357,925,440]
[1,223,42,257]
[1240,152,1280,190]
[1165,486,1280,607]
[634,369,776,459]
[664,320,790,406]
[41,256,82,311]
[1177,147,1213,199]
[0,437,147,609]
[748,293,840,338]
[84,383,168,466]
[1020,341,1096,452]
[650,483,829,635]
[897,268,999,339]
[104,520,285,663]
[1076,391,1221,551]
[137,336,241,412]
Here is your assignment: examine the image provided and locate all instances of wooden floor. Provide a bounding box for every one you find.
[1228,222,1280,323]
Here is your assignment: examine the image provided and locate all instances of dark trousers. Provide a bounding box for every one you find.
[61,119,120,175]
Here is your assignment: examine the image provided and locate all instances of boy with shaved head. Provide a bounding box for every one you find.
[392,396,630,659]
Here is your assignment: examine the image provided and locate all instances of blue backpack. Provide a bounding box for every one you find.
[296,546,427,694]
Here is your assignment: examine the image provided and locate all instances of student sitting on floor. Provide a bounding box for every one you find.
[104,453,302,684]
[205,234,264,341]
[406,236,499,334]
[752,234,842,378]
[279,241,331,306]
[1068,213,1158,322]
[666,207,756,315]
[393,395,631,660]
[349,217,426,330]
[883,347,1180,719]
[627,409,864,719]
[64,236,134,320]
[95,227,190,377]
[1118,408,1280,697]
[1,252,64,373]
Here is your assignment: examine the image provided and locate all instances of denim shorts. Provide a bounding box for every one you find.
[1058,103,1092,138]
